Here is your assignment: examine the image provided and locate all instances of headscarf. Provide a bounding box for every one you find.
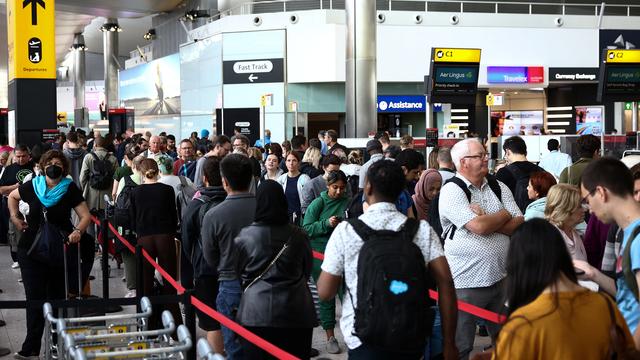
[413,169,443,221]
[255,180,289,225]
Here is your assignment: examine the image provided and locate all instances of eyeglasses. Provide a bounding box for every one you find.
[581,188,596,208]
[463,152,489,160]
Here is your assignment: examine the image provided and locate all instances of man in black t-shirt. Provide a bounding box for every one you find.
[0,145,33,196]
[496,136,545,213]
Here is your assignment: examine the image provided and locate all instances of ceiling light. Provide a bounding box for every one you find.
[184,10,210,22]
[100,23,122,32]
[70,43,87,51]
[143,29,156,41]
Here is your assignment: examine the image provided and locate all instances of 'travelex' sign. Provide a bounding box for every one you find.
[487,66,544,84]
[7,0,56,80]
[549,67,599,82]
[376,96,426,113]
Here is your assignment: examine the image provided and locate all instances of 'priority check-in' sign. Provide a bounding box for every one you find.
[7,0,56,80]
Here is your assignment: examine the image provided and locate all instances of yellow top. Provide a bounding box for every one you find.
[493,290,634,360]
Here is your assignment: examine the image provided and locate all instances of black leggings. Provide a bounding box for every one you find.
[241,327,313,359]
[138,234,182,327]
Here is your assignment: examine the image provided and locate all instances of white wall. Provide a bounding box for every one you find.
[189,10,605,85]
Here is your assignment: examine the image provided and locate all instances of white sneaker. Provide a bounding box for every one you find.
[124,290,136,298]
[11,262,19,269]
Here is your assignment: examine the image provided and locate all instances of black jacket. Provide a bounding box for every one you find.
[234,223,317,328]
[181,186,226,278]
[300,162,322,179]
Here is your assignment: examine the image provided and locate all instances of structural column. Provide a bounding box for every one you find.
[345,0,377,138]
[102,19,121,111]
[72,33,88,127]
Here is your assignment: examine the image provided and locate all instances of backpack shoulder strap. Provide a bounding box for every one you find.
[123,175,136,187]
[401,218,420,243]
[348,218,375,242]
[446,177,471,202]
[90,152,100,162]
[486,174,503,202]
[179,175,188,188]
[623,225,640,301]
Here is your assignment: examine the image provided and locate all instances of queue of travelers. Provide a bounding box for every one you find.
[3,128,640,360]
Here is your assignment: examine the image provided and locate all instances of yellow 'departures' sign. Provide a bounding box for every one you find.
[606,49,640,64]
[7,0,56,80]
[433,48,481,63]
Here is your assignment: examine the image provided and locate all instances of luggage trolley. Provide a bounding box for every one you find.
[43,297,153,359]
[196,338,225,360]
[68,325,192,360]
[61,311,176,360]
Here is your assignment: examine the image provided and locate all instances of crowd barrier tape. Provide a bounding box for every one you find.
[311,249,507,324]
[92,216,507,359]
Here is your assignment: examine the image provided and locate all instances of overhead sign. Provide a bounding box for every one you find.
[598,49,640,102]
[433,48,481,63]
[606,49,640,64]
[549,67,599,82]
[56,112,67,124]
[376,95,426,113]
[487,66,544,84]
[223,58,284,84]
[428,47,481,104]
[7,0,55,80]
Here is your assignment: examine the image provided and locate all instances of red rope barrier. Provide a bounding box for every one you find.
[92,216,299,359]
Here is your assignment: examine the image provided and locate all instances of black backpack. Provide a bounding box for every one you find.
[347,218,434,352]
[88,152,115,190]
[428,175,502,244]
[506,165,534,213]
[113,175,137,232]
[345,190,364,219]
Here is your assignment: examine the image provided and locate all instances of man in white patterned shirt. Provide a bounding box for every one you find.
[317,160,459,359]
[439,138,523,359]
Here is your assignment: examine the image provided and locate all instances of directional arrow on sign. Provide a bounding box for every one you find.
[57,113,64,121]
[23,0,45,26]
[248,74,258,82]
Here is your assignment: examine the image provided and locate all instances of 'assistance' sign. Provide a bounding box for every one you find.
[7,0,56,80]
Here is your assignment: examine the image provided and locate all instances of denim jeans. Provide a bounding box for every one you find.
[425,306,443,359]
[216,279,243,360]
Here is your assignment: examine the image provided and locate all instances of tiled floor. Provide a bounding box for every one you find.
[0,245,489,359]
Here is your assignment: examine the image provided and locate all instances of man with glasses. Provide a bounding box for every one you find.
[438,138,522,359]
[173,139,197,181]
[574,158,640,350]
[231,134,250,152]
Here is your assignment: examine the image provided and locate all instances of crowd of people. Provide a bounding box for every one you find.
[1,127,640,360]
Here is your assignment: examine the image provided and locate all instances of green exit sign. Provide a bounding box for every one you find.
[626,102,634,110]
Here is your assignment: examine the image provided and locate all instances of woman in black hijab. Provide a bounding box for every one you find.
[234,180,316,359]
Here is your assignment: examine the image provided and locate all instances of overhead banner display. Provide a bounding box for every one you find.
[376,95,426,113]
[598,49,640,102]
[428,48,481,104]
[487,66,544,84]
[7,0,56,80]
[119,54,181,116]
[223,58,284,84]
[575,106,603,135]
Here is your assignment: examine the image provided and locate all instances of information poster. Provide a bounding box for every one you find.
[443,123,461,138]
[491,110,543,136]
[575,106,603,135]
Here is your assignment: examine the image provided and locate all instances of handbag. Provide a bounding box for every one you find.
[601,293,640,360]
[244,236,291,292]
[27,207,69,267]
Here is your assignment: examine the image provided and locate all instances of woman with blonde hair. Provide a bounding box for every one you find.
[129,158,181,326]
[300,146,322,179]
[544,184,588,261]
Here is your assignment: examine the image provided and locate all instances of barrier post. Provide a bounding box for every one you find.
[135,244,144,313]
[183,289,196,360]
[100,215,110,302]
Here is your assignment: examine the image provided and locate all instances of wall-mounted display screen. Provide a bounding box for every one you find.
[491,110,543,136]
[431,66,479,95]
[575,106,603,135]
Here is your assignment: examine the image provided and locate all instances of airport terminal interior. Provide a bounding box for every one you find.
[0,0,639,359]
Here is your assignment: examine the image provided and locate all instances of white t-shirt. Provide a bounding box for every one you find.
[158,174,193,198]
[321,202,444,350]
